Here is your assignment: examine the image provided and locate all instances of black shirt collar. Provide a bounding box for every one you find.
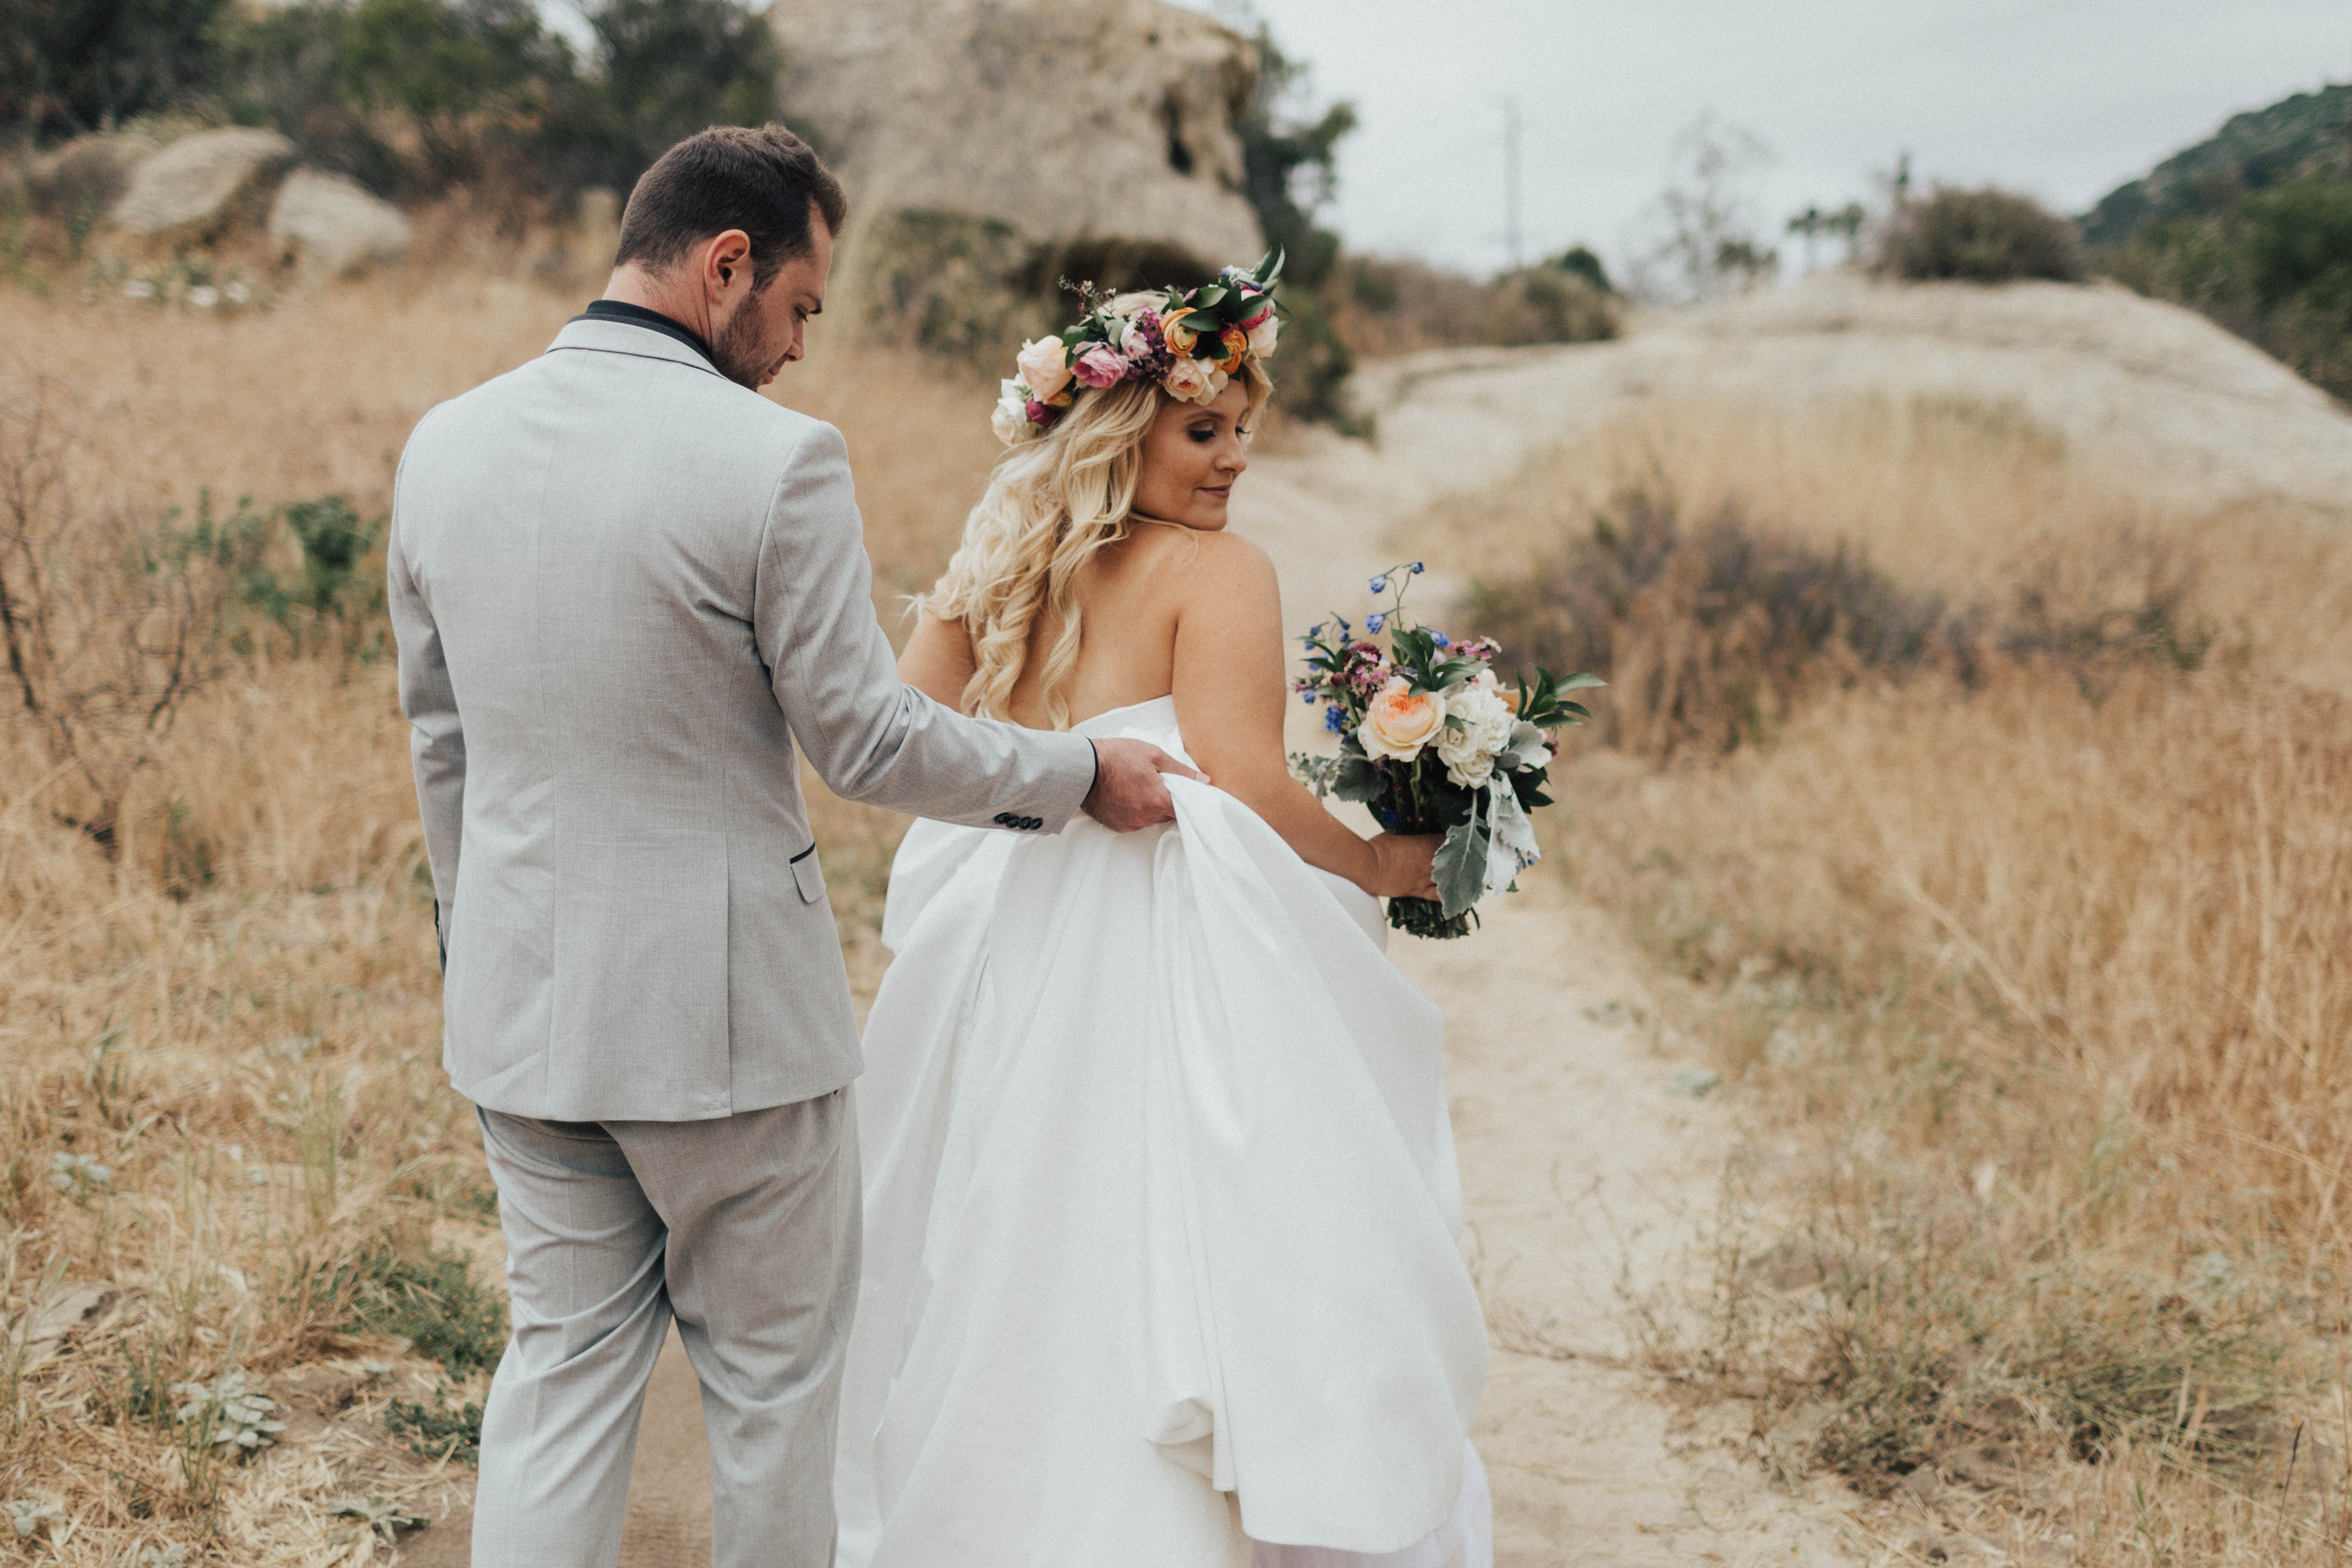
[572,299,716,367]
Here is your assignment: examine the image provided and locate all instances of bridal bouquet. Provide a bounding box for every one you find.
[1288,564,1602,940]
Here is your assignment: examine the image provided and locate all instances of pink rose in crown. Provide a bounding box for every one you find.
[1243,307,1279,358]
[1024,398,1056,428]
[1072,343,1127,389]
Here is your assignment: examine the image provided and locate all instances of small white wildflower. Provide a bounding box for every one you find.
[223,280,252,305]
[48,1151,113,1194]
[123,279,156,300]
[188,285,220,309]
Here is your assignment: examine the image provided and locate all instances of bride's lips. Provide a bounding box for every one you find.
[1198,485,1232,500]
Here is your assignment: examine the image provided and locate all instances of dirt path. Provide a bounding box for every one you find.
[1244,370,1867,1568]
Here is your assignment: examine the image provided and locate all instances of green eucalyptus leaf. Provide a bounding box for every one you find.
[1333,757,1383,803]
[1433,819,1489,919]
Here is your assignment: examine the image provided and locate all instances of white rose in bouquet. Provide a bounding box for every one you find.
[1436,674,1517,788]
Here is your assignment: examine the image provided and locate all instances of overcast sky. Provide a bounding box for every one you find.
[1180,0,2347,279]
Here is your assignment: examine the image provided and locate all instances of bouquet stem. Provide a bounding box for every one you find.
[1386,896,1476,941]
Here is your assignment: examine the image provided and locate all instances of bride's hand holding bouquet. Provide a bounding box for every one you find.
[1289,565,1602,939]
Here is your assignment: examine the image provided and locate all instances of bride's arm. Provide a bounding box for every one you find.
[1173,535,1439,900]
[899,610,978,708]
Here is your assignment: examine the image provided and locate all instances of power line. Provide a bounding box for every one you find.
[1502,96,1524,270]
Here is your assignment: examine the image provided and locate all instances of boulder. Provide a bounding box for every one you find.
[25,134,157,221]
[268,169,414,276]
[768,0,1264,272]
[111,127,296,237]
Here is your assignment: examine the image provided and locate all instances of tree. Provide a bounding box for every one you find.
[1234,23,1354,292]
[539,0,779,197]
[1230,23,1357,421]
[0,0,229,142]
[1632,118,1778,304]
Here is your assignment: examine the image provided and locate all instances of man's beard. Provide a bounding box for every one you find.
[712,298,778,390]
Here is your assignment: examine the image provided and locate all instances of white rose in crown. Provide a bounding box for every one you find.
[1015,337,1073,402]
[1436,673,1518,788]
[1163,356,1212,403]
[990,379,1031,443]
[1244,306,1279,358]
[1360,679,1446,761]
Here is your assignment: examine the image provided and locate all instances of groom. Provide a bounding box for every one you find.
[387,124,1199,1567]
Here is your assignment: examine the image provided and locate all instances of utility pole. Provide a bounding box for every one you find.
[1503,97,1523,272]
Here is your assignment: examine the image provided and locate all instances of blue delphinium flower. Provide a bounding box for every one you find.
[1365,612,1386,633]
[1369,575,1387,593]
[1300,689,1315,703]
[1431,631,1450,648]
[1410,562,1425,574]
[1324,705,1345,733]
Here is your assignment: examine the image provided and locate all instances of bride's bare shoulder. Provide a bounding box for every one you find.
[1127,525,1277,600]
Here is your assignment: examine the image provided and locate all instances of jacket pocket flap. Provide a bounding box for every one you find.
[791,847,827,904]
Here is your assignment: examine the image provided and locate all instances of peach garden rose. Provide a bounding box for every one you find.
[1014,337,1073,402]
[1358,678,1445,761]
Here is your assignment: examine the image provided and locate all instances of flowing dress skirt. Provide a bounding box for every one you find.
[835,697,1491,1568]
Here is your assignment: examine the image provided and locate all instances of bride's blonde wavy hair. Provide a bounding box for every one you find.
[915,294,1273,728]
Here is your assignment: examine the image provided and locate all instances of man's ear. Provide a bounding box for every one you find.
[705,228,754,296]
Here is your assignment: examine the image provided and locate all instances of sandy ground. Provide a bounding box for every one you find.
[399,274,2352,1566]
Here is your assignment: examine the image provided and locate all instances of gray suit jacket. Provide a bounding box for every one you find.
[389,317,1096,1122]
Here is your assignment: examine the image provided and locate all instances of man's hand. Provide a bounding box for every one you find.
[1083,738,1209,832]
[1364,833,1442,900]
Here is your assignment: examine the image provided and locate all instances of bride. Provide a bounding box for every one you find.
[833,262,1492,1568]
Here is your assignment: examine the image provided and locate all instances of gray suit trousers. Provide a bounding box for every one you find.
[471,1094,859,1568]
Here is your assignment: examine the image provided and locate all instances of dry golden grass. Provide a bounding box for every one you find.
[0,270,986,1562]
[1435,397,2352,1561]
[1437,397,2352,698]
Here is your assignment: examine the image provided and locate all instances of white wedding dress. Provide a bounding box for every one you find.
[834,696,1492,1568]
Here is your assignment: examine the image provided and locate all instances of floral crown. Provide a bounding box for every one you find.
[991,250,1285,445]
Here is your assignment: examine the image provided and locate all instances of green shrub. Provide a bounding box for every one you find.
[352,1244,506,1377]
[2099,174,2352,400]
[384,1390,485,1464]
[0,0,231,141]
[212,0,774,204]
[1880,185,2086,284]
[534,0,779,197]
[1461,482,2214,758]
[1462,485,1951,756]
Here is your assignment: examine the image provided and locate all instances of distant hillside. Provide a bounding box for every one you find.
[2081,84,2348,246]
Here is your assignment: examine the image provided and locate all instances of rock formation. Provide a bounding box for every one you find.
[110,127,296,238]
[268,169,414,277]
[767,0,1264,271]
[25,134,157,222]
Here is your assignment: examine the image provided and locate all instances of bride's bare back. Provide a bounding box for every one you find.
[902,530,1436,900]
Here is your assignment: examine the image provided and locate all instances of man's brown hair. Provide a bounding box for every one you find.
[614,125,848,290]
